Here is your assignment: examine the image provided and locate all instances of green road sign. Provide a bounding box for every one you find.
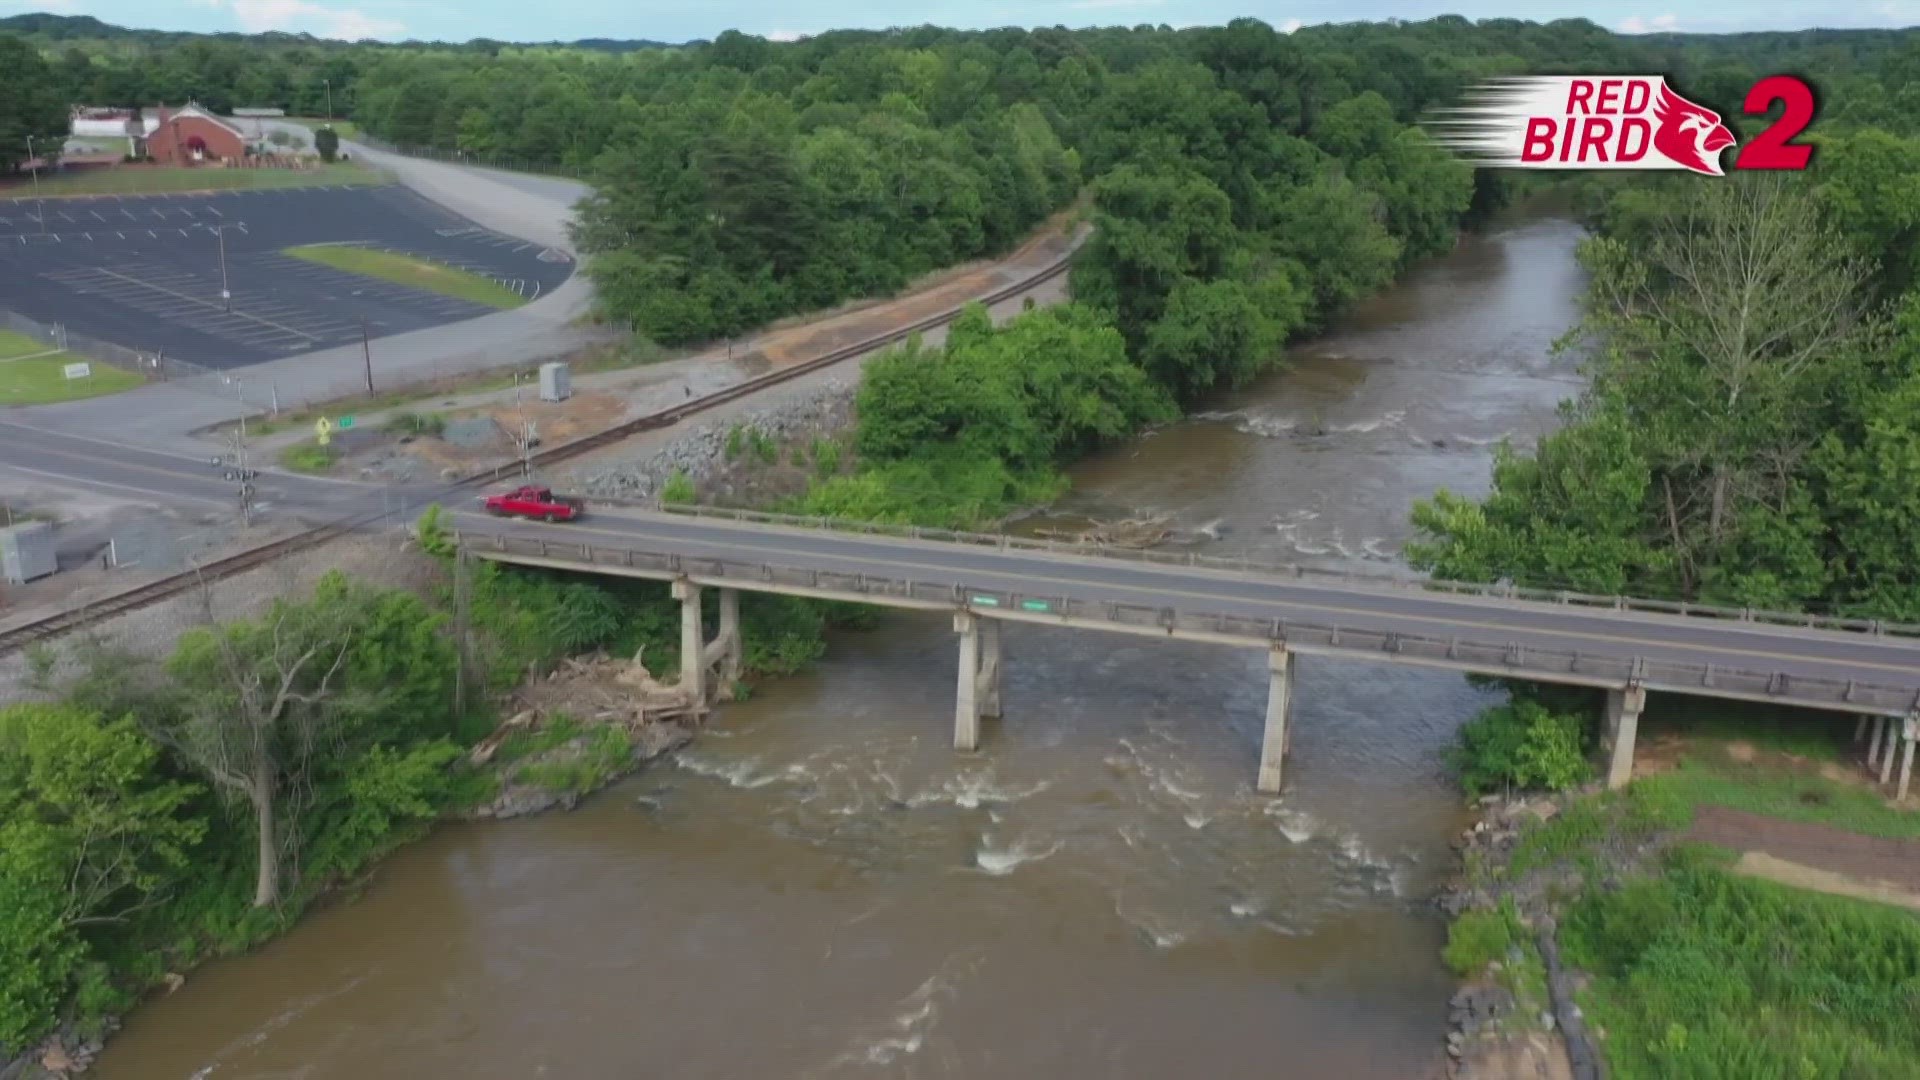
[338,416,356,430]
[970,595,1000,607]
[1020,599,1052,612]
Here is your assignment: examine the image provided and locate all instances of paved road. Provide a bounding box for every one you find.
[9,129,608,451]
[451,507,1920,705]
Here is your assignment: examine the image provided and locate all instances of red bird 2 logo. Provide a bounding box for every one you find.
[1424,75,1814,174]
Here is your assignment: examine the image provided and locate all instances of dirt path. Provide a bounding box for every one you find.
[1687,806,1920,901]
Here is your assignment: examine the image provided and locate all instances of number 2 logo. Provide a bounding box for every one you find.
[1734,75,1816,170]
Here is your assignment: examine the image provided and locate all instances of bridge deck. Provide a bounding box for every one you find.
[452,508,1920,716]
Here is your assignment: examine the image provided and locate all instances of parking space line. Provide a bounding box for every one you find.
[205,205,222,216]
[89,266,322,341]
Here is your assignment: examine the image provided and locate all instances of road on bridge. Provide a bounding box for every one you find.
[449,506,1920,706]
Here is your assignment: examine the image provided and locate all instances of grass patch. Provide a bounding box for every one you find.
[1562,848,1920,1079]
[0,334,144,405]
[4,162,382,199]
[284,244,525,309]
[279,443,336,473]
[511,723,635,797]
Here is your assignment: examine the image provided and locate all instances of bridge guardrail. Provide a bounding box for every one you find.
[635,503,1920,643]
[457,530,1920,716]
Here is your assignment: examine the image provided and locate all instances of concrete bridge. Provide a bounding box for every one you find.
[448,505,1920,800]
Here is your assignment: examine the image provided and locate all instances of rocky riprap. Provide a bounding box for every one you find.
[561,378,855,501]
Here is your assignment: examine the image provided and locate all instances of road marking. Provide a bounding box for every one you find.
[115,231,124,239]
[205,205,223,217]
[0,464,232,507]
[89,266,320,341]
[89,210,106,222]
[496,515,1920,679]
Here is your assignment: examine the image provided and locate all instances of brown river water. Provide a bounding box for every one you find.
[95,211,1587,1080]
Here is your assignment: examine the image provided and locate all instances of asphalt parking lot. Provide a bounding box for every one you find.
[0,184,576,369]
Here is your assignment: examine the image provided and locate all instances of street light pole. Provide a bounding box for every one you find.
[216,224,231,312]
[24,135,44,236]
[324,79,333,122]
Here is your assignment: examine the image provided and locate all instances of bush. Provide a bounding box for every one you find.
[280,443,334,473]
[1449,696,1592,797]
[1443,896,1525,977]
[387,411,447,437]
[661,470,695,504]
[724,426,745,459]
[812,438,842,477]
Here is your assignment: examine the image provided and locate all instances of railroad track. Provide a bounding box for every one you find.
[0,251,1077,656]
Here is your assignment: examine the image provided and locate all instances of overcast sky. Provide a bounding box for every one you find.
[2,0,1916,45]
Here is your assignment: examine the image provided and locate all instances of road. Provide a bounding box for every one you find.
[452,506,1920,709]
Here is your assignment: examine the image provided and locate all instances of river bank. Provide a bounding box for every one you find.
[1436,700,1920,1079]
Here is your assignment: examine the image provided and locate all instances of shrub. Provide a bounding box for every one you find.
[387,411,446,437]
[1449,697,1592,797]
[724,426,745,459]
[1443,896,1525,976]
[280,443,334,473]
[661,470,695,504]
[812,438,841,477]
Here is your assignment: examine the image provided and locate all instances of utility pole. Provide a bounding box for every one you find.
[324,79,333,122]
[24,135,44,236]
[360,319,373,394]
[224,376,254,528]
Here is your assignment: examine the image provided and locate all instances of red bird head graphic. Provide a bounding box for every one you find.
[1651,83,1737,176]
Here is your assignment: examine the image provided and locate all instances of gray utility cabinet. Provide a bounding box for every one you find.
[0,521,56,584]
[538,361,572,402]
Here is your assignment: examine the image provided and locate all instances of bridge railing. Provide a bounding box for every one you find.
[639,503,1920,642]
[457,530,1920,716]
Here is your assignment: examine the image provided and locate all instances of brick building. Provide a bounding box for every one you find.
[141,104,248,166]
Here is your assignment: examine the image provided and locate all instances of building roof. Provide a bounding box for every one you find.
[148,103,248,142]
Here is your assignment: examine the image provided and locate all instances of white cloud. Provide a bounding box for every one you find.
[1618,13,1681,34]
[212,0,407,40]
[1279,17,1303,33]
[755,29,815,42]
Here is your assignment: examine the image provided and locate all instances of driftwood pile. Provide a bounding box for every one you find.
[466,648,695,767]
[1032,513,1173,548]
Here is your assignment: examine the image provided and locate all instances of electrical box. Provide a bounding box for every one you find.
[538,361,572,403]
[0,521,57,585]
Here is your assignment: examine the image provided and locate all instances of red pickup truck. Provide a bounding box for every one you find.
[481,485,584,522]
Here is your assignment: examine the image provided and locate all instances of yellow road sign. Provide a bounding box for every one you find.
[315,417,333,446]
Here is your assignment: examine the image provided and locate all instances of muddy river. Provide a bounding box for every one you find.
[95,210,1587,1080]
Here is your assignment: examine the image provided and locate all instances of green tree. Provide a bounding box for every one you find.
[0,704,204,930]
[0,35,68,174]
[313,123,340,162]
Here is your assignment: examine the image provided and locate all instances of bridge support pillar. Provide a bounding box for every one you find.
[1898,717,1916,802]
[1868,715,1888,770]
[978,619,1002,721]
[954,612,982,751]
[1881,716,1900,787]
[1604,686,1646,790]
[674,578,705,712]
[1257,648,1294,795]
[703,587,743,697]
